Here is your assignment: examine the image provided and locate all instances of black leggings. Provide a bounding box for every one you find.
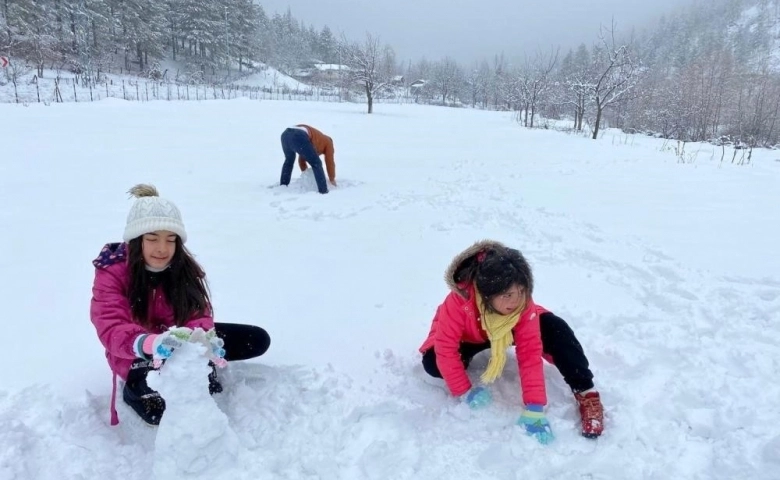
[127,323,270,384]
[421,312,594,392]
[215,322,271,361]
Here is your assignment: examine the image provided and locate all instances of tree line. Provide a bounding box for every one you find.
[3,0,779,146]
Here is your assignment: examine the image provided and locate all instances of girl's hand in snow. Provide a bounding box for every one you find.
[517,404,555,445]
[463,386,492,410]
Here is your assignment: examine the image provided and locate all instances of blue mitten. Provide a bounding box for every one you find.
[463,386,492,410]
[517,404,555,444]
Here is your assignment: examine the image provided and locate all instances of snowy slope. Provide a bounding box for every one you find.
[230,64,309,90]
[728,0,780,70]
[0,99,779,479]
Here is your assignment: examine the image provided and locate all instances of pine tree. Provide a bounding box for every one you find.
[318,25,336,64]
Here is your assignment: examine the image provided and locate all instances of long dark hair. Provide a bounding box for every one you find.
[127,235,212,328]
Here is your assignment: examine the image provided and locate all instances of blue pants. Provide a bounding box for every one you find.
[280,128,329,194]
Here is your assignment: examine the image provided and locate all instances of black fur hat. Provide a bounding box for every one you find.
[445,240,533,299]
[475,247,533,298]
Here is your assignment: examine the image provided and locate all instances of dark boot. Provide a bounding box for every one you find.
[122,359,165,426]
[208,362,223,395]
[123,359,222,425]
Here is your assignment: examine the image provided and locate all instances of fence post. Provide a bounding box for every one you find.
[36,82,41,103]
[73,81,78,102]
[136,83,139,101]
[145,82,149,101]
[89,81,93,102]
[123,80,126,100]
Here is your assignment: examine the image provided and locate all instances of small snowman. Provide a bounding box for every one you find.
[147,328,245,480]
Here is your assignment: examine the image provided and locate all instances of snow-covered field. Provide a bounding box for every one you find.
[0,98,778,479]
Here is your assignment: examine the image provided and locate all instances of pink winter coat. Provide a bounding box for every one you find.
[89,242,214,424]
[418,241,548,406]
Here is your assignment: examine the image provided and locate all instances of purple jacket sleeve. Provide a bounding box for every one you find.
[90,264,148,360]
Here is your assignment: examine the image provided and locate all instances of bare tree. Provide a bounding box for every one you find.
[503,67,527,113]
[3,57,32,103]
[525,47,559,127]
[467,60,491,108]
[730,61,780,148]
[589,21,641,139]
[431,56,460,104]
[341,32,392,114]
[564,72,593,132]
[560,51,593,132]
[464,63,480,108]
[407,57,433,103]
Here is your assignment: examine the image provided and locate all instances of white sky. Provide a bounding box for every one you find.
[257,0,698,64]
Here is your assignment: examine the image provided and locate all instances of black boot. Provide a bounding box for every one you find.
[208,362,223,395]
[122,359,165,426]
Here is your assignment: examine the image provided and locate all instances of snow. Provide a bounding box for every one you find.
[313,63,351,72]
[229,64,309,90]
[1,98,779,479]
[0,64,314,104]
[726,0,780,71]
[147,337,246,479]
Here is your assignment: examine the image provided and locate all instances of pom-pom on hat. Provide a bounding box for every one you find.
[122,184,187,243]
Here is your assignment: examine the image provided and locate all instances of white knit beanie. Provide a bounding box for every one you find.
[123,184,188,243]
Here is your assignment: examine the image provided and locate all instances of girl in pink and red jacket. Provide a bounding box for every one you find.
[90,184,271,426]
[419,240,604,443]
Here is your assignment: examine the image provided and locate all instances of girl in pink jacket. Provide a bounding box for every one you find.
[90,184,271,426]
[419,240,604,443]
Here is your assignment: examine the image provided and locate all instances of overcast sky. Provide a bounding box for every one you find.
[258,0,696,64]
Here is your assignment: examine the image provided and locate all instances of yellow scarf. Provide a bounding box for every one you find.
[474,284,526,384]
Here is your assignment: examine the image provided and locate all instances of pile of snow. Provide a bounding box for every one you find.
[147,338,247,480]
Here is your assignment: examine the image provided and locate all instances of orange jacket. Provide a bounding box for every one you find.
[296,124,336,184]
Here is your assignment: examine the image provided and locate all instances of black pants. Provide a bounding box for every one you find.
[421,313,594,393]
[279,128,328,194]
[127,322,271,384]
